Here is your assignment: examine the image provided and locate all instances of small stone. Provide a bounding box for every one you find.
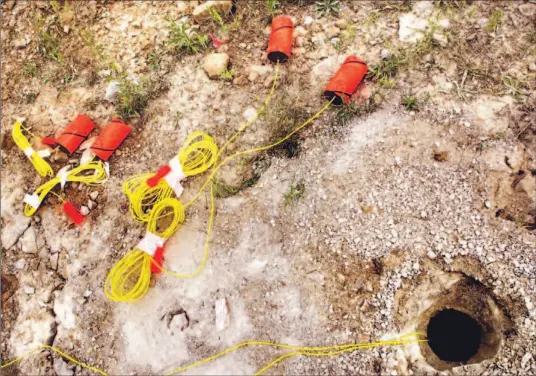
[427,251,437,259]
[20,227,38,254]
[215,298,230,331]
[13,38,28,49]
[294,26,307,37]
[104,81,120,103]
[50,253,59,270]
[326,26,341,38]
[394,156,402,166]
[193,0,232,22]
[88,200,97,210]
[5,0,16,10]
[528,62,536,72]
[485,201,491,209]
[80,206,90,216]
[115,149,122,156]
[23,285,35,295]
[203,53,230,78]
[83,288,92,298]
[243,107,257,122]
[54,358,74,376]
[521,353,533,368]
[519,3,536,17]
[89,191,99,200]
[304,16,314,26]
[233,75,248,86]
[421,211,427,219]
[380,49,392,60]
[335,19,348,29]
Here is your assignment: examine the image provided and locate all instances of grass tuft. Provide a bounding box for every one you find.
[166,18,209,55]
[484,9,503,32]
[284,183,305,206]
[316,0,340,17]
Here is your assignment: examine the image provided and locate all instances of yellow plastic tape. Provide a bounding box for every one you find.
[104,197,185,302]
[12,121,54,177]
[0,333,425,375]
[23,161,108,216]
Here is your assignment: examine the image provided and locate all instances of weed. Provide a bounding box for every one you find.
[335,102,361,126]
[219,68,236,81]
[265,0,282,19]
[228,14,243,33]
[316,0,340,17]
[367,53,399,82]
[172,111,184,129]
[284,183,305,206]
[22,60,37,78]
[501,76,525,99]
[208,7,225,28]
[166,18,208,55]
[38,30,63,62]
[212,179,239,198]
[378,75,396,89]
[484,9,503,32]
[401,95,419,111]
[115,78,150,121]
[147,49,164,72]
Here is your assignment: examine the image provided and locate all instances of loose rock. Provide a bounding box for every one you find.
[203,53,230,78]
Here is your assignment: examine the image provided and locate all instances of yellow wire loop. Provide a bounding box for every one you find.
[12,121,53,177]
[104,198,185,302]
[23,161,108,216]
[166,332,426,375]
[123,131,218,223]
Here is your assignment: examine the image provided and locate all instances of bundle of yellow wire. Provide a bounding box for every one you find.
[23,161,109,216]
[123,131,218,223]
[104,197,185,302]
[12,121,53,177]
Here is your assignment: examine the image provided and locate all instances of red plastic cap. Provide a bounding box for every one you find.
[90,118,132,161]
[56,115,95,155]
[323,55,368,105]
[267,15,294,63]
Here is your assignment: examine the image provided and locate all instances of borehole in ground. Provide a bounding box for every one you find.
[416,277,507,371]
[427,309,482,362]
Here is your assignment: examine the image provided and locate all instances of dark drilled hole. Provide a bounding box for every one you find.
[427,309,483,363]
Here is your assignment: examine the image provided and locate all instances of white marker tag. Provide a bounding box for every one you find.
[23,193,41,209]
[24,147,35,158]
[164,157,185,197]
[37,149,51,158]
[136,231,165,256]
[104,162,110,178]
[57,166,71,189]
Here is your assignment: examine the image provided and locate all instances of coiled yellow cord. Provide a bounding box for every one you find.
[23,161,108,216]
[12,121,53,177]
[123,131,218,223]
[0,333,425,375]
[104,198,185,302]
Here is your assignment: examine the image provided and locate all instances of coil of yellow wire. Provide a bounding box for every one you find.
[104,197,185,302]
[12,121,54,177]
[23,161,109,216]
[123,131,218,223]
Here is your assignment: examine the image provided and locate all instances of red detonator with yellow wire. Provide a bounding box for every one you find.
[90,118,132,160]
[323,56,368,105]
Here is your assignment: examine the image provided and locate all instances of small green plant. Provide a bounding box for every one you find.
[147,49,164,72]
[335,102,362,126]
[219,68,236,81]
[501,76,525,99]
[378,75,396,89]
[401,95,419,111]
[209,7,225,28]
[284,182,305,206]
[265,0,282,19]
[212,179,239,198]
[484,9,503,32]
[367,53,399,82]
[22,60,37,78]
[316,0,340,17]
[38,30,63,62]
[166,18,209,55]
[115,78,150,121]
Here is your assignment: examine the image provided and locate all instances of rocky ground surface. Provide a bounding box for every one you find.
[1,1,535,375]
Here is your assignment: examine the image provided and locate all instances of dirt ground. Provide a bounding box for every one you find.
[1,0,535,375]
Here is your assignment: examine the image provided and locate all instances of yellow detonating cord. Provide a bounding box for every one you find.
[0,333,425,375]
[12,121,54,177]
[166,332,426,375]
[104,198,185,302]
[23,161,108,216]
[122,131,218,223]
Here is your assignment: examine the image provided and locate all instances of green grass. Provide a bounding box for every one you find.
[265,0,282,19]
[166,18,209,55]
[316,0,340,17]
[500,76,526,99]
[219,68,236,81]
[115,78,150,121]
[284,183,305,206]
[212,179,239,198]
[484,9,503,32]
[22,60,37,78]
[147,49,164,72]
[401,95,419,111]
[38,30,63,63]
